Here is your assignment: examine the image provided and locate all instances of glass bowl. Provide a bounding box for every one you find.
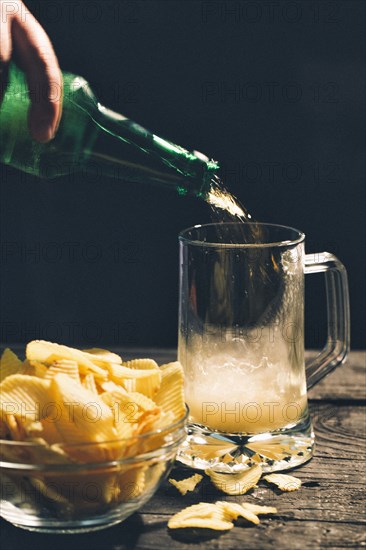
[0,409,188,533]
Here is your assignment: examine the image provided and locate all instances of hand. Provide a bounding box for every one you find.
[0,0,62,142]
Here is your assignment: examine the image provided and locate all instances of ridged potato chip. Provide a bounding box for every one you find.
[3,414,22,440]
[168,502,234,530]
[122,358,159,371]
[83,348,122,364]
[99,380,127,395]
[154,362,185,421]
[169,502,220,520]
[216,501,260,525]
[82,373,98,395]
[49,373,117,454]
[168,517,234,530]
[216,501,277,523]
[1,341,187,511]
[206,464,263,495]
[44,360,81,384]
[117,464,147,501]
[169,473,203,495]
[0,374,51,423]
[241,502,277,515]
[263,473,302,491]
[26,340,107,379]
[107,363,162,399]
[168,498,277,532]
[30,475,71,506]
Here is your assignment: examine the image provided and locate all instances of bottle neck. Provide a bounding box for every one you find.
[83,103,219,198]
[0,63,219,197]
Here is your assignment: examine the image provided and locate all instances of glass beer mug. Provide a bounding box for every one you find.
[177,223,350,472]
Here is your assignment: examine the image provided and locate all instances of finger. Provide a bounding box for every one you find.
[0,2,14,102]
[11,4,62,142]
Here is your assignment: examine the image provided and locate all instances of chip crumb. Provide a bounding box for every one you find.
[169,473,203,495]
[263,473,302,491]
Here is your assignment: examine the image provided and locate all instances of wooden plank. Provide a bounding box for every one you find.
[1,404,365,549]
[144,456,365,522]
[1,513,364,550]
[121,517,366,550]
[0,347,364,549]
[307,351,366,402]
[309,403,366,460]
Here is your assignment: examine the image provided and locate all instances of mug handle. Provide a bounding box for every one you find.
[304,252,350,389]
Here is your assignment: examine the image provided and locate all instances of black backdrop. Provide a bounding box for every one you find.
[0,0,365,349]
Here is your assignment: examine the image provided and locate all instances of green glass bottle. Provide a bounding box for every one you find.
[0,63,219,197]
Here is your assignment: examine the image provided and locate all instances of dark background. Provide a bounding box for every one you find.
[0,0,365,349]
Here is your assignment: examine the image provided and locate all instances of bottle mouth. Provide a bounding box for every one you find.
[193,150,219,170]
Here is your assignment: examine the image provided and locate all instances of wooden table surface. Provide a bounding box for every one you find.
[1,349,365,550]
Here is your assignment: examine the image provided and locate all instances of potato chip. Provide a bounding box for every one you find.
[44,360,81,384]
[150,410,176,431]
[105,382,166,455]
[103,387,157,420]
[2,340,187,508]
[168,497,277,532]
[0,348,23,382]
[216,501,260,525]
[154,362,185,421]
[39,417,63,445]
[83,348,122,364]
[122,358,159,371]
[168,502,234,530]
[105,363,162,399]
[112,409,135,442]
[82,373,98,395]
[26,340,107,379]
[117,464,147,501]
[23,420,44,438]
[134,409,162,437]
[4,414,22,440]
[133,410,176,455]
[99,380,127,395]
[30,476,70,505]
[0,374,51,423]
[168,517,234,530]
[169,502,218,519]
[241,502,277,515]
[127,391,160,414]
[49,373,117,449]
[169,473,203,495]
[0,418,9,438]
[206,464,263,495]
[263,473,302,491]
